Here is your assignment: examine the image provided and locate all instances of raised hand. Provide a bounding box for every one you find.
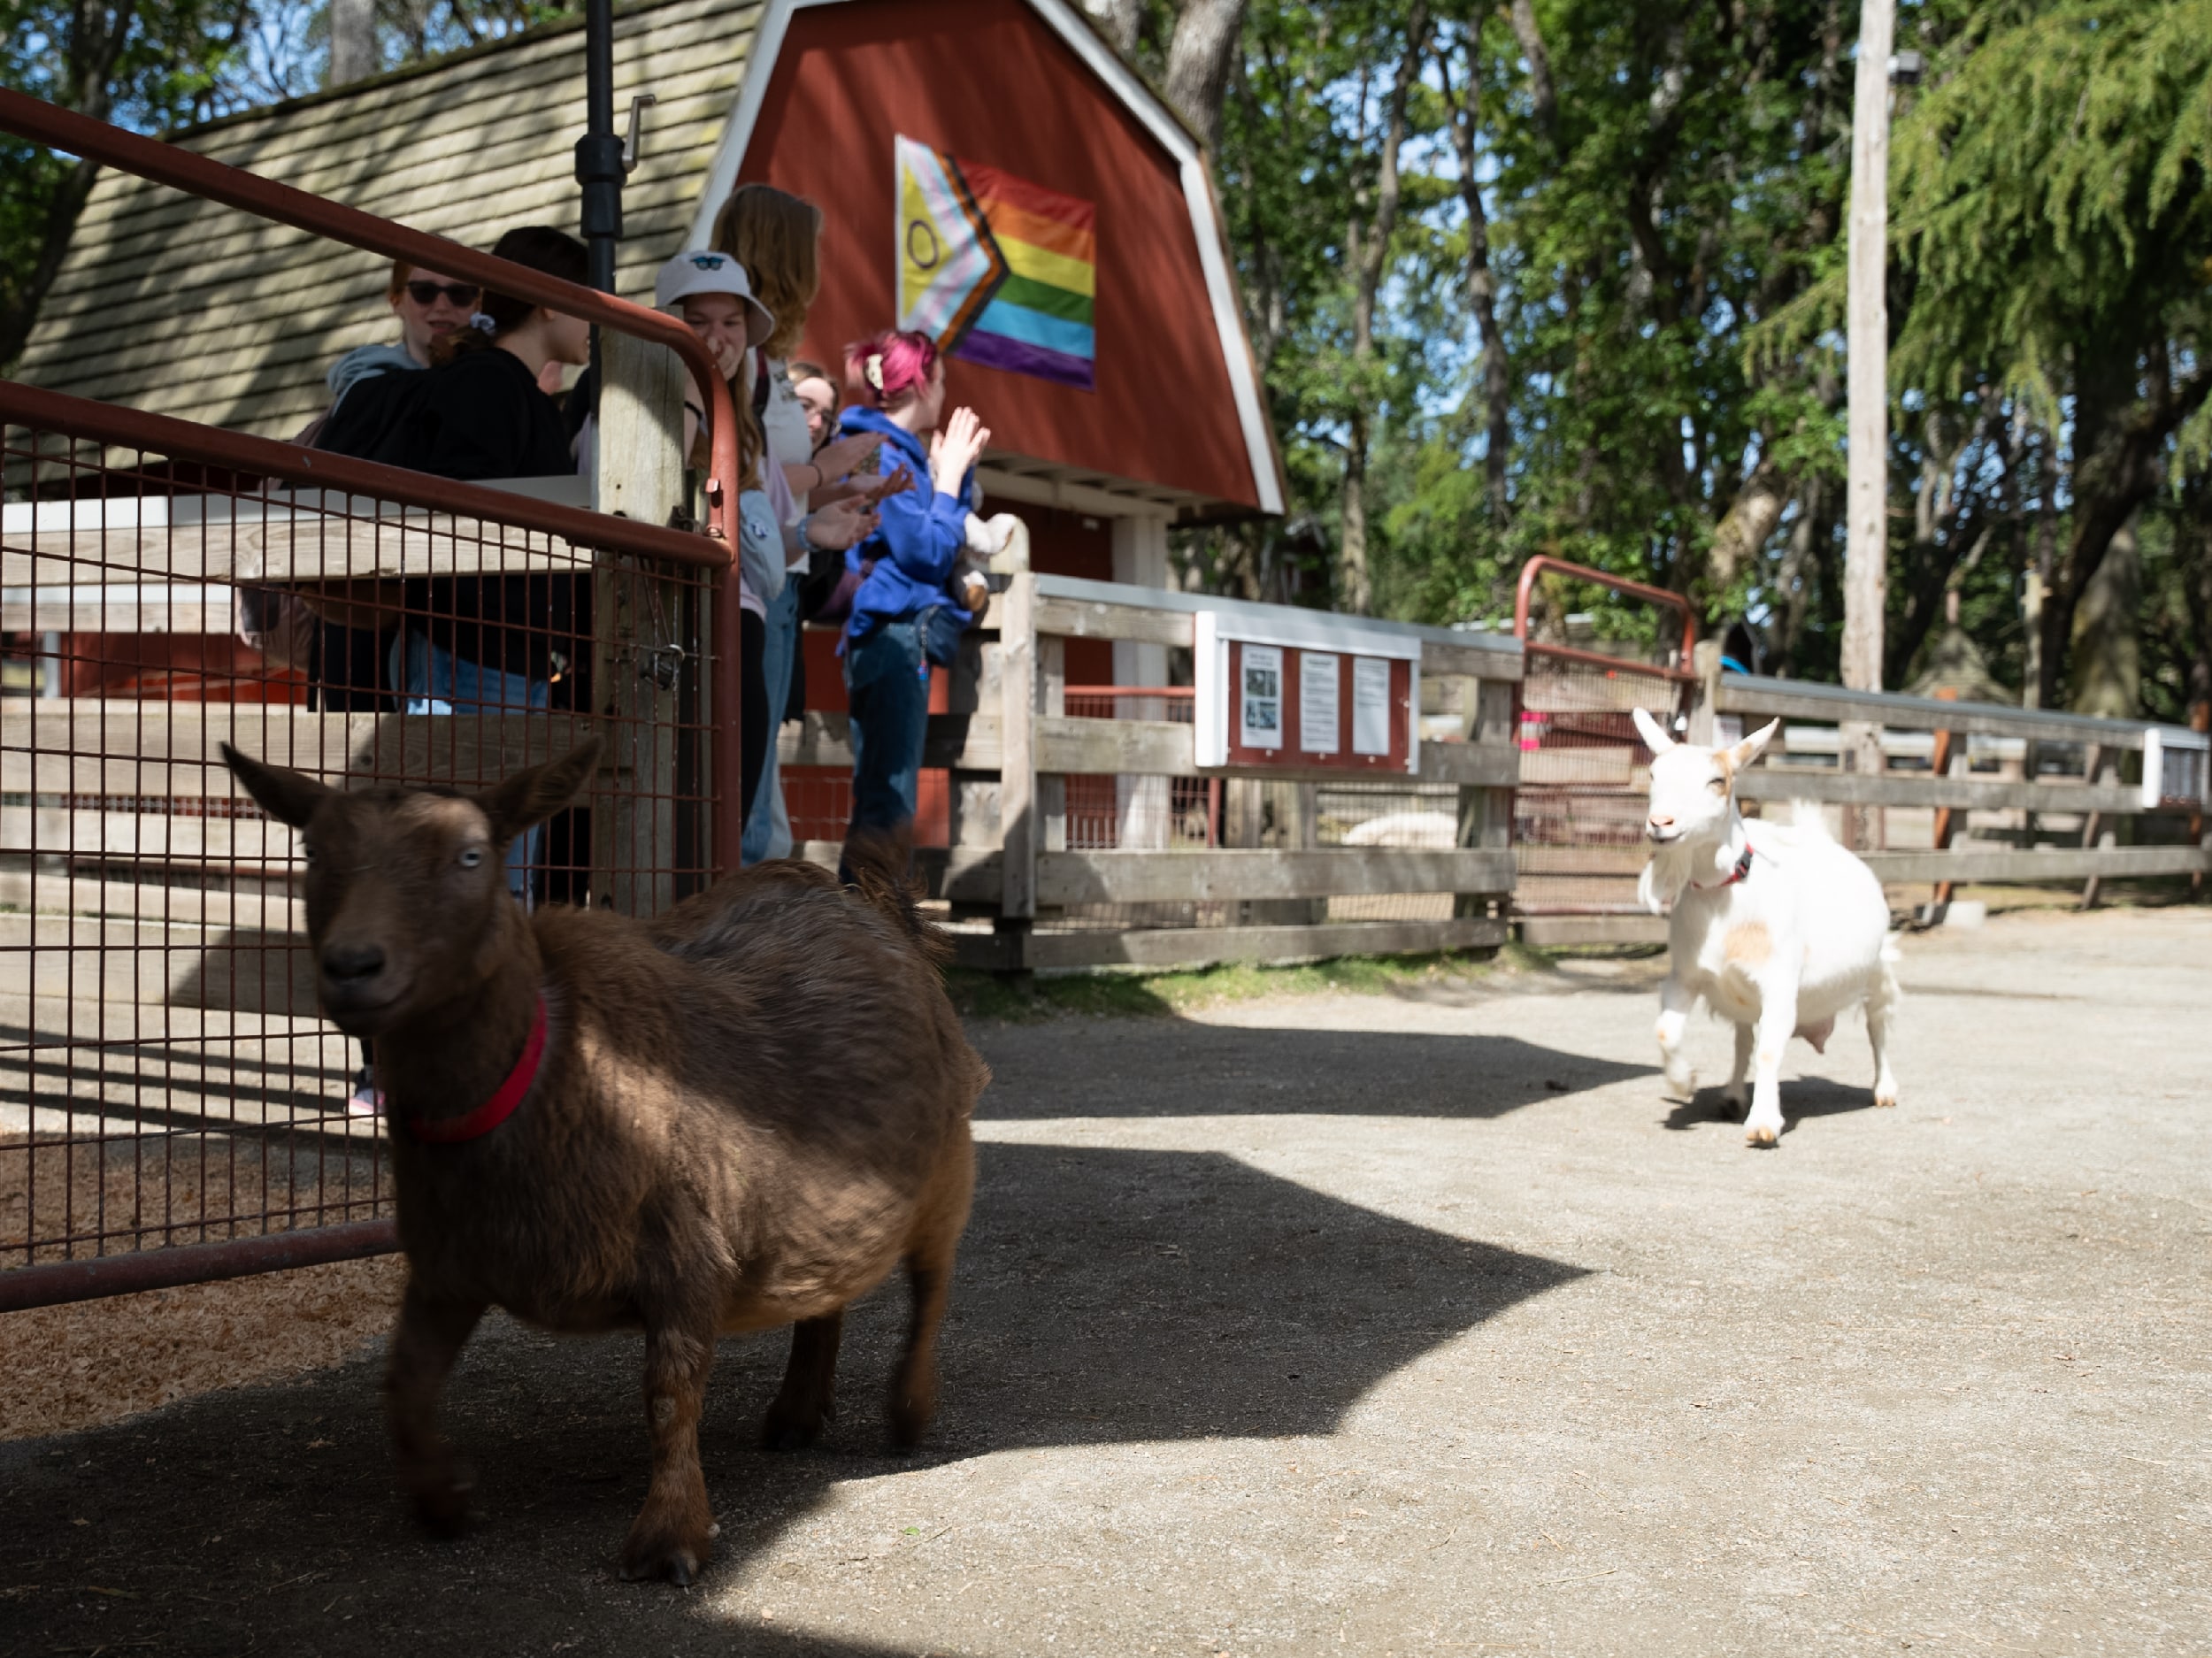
[928,407,990,495]
[805,496,880,552]
[812,429,886,485]
[865,463,917,503]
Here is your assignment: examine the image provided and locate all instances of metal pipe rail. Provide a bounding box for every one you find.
[1514,554,1698,680]
[0,85,748,875]
[0,381,726,573]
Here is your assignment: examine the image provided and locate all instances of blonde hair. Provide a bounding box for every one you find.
[710,184,822,360]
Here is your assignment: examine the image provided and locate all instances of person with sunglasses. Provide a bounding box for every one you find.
[324,260,483,417]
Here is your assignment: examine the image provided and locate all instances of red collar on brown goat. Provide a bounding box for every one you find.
[403,992,547,1142]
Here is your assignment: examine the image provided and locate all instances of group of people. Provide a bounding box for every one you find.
[288,188,1010,1113]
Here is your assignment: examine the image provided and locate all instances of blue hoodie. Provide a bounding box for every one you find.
[839,404,975,641]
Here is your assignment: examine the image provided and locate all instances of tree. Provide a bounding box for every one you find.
[0,0,250,367]
[1162,0,1246,151]
[1337,0,1430,616]
[1885,0,2212,704]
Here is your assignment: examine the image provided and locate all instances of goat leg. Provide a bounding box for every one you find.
[1745,975,1798,1148]
[1722,1022,1754,1117]
[889,1154,971,1449]
[619,1317,718,1585]
[761,1313,843,1451]
[1655,974,1696,1099]
[1867,959,1902,1109]
[383,1279,486,1538]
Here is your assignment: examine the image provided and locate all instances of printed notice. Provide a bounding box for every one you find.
[1299,651,1341,753]
[1353,656,1392,756]
[1240,643,1283,749]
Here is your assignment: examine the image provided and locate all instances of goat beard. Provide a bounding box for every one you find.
[1636,839,1694,914]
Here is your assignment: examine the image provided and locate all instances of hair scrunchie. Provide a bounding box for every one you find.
[469,311,500,337]
[864,353,886,393]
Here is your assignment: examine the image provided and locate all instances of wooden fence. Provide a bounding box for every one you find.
[1701,658,2211,910]
[774,572,1525,972]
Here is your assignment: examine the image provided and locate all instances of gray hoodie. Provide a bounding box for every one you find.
[326,342,422,409]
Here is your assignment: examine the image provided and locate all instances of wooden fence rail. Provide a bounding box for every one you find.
[1701,665,2209,913]
[963,572,1525,972]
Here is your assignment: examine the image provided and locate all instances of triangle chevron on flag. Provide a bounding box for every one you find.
[895,134,1005,349]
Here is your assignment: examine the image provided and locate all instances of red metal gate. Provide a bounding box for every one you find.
[1509,556,1698,931]
[1,88,743,1309]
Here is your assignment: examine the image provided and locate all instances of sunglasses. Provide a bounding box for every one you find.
[403,281,482,307]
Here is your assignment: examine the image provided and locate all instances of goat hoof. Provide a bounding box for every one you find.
[887,1388,936,1450]
[618,1525,710,1585]
[761,1421,822,1454]
[1873,1089,1899,1109]
[1744,1122,1779,1148]
[618,1548,699,1586]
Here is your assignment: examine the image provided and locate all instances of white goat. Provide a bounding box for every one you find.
[1632,709,1901,1146]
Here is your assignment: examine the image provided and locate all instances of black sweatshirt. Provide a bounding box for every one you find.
[317,347,584,682]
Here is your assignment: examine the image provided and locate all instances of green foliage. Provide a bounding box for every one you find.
[0,0,250,358]
[1888,0,2212,414]
[1187,0,2211,712]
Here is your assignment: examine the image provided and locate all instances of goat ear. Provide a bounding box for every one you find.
[1729,718,1780,771]
[476,737,603,843]
[221,742,333,829]
[1632,707,1676,754]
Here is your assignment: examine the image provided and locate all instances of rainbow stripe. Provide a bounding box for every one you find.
[893,135,1097,393]
[953,159,1096,390]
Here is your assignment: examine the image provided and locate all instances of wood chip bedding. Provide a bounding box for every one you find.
[1,1254,403,1441]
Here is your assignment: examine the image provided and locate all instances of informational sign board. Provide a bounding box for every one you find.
[1194,610,1421,773]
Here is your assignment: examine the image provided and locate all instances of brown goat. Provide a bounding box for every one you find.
[221,740,985,1584]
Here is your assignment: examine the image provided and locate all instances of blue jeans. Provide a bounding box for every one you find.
[844,618,930,841]
[389,629,550,901]
[742,581,801,864]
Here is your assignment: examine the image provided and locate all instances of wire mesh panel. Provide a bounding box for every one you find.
[2,415,715,1297]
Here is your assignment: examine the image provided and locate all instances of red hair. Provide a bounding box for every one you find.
[844,329,938,409]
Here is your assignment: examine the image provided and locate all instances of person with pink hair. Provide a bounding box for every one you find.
[834,329,990,864]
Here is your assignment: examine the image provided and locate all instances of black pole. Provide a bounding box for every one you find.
[576,0,621,296]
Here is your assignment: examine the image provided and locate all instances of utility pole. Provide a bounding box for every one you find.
[576,0,623,296]
[1841,0,1896,849]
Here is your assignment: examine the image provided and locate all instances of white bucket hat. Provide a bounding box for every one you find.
[654,249,774,346]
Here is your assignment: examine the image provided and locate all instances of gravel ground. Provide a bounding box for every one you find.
[3,903,2207,1656]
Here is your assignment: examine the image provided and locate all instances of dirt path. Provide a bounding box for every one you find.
[4,905,2208,1655]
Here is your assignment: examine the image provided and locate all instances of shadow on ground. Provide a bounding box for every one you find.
[0,1142,1585,1657]
[974,1024,1653,1121]
[1662,1076,1881,1135]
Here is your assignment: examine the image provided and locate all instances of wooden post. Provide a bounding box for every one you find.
[2078,742,2116,910]
[1040,633,1066,856]
[590,328,687,917]
[947,629,1002,860]
[1842,0,1895,854]
[2192,701,2208,902]
[1454,675,1516,921]
[1686,640,1723,747]
[997,572,1038,951]
[1927,689,1962,912]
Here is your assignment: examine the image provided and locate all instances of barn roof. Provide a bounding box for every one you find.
[14,0,1282,520]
